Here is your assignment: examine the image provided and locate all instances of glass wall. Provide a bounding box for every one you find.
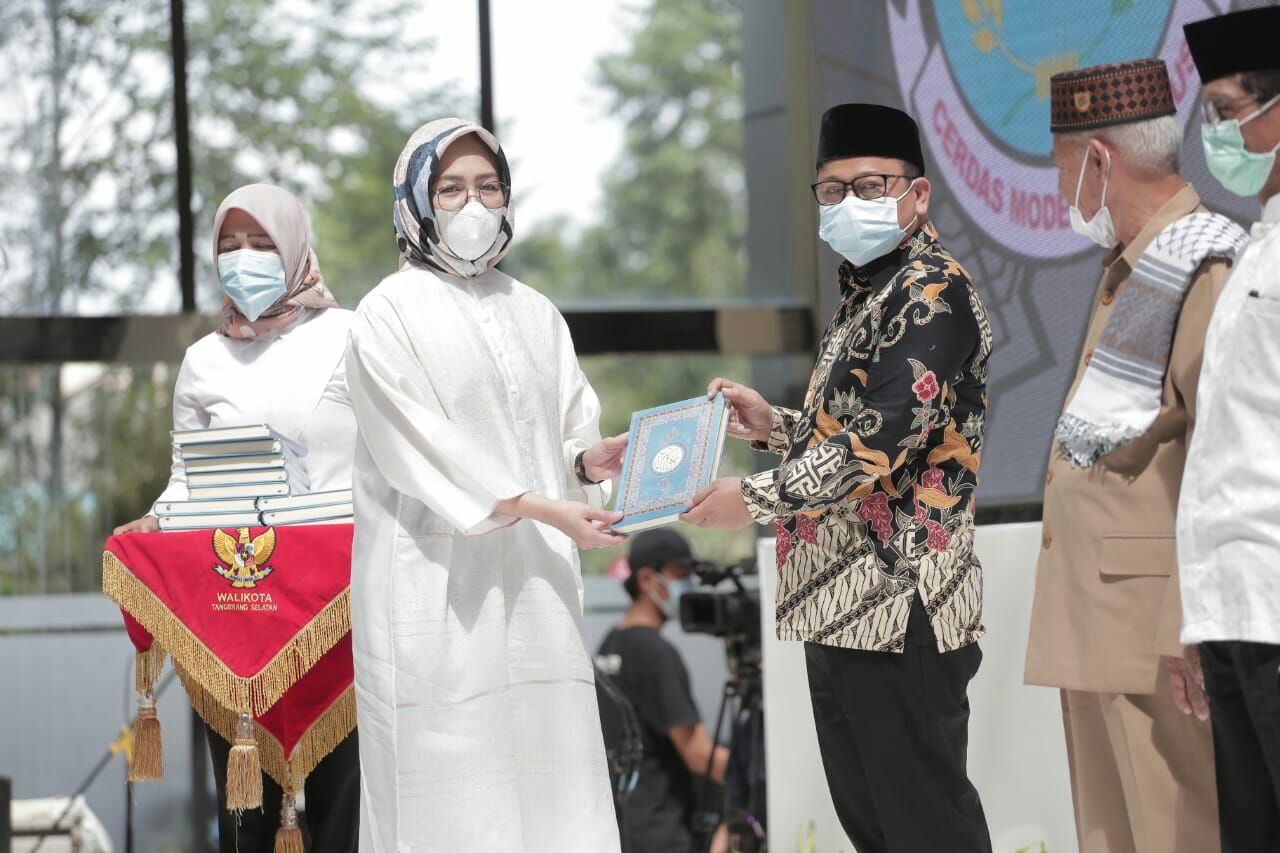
[0,0,178,316]
[0,0,811,597]
[0,363,177,594]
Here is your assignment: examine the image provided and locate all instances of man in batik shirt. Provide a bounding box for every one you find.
[684,102,992,853]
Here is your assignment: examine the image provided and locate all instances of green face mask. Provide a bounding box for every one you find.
[1202,94,1280,198]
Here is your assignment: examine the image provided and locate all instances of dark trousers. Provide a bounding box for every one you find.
[1201,640,1280,853]
[205,722,360,853]
[804,596,991,853]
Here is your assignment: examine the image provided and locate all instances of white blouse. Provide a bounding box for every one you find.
[150,308,356,512]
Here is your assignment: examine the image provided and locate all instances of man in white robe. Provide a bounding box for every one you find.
[346,118,628,852]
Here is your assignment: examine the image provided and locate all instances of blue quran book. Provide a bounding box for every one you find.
[611,394,730,534]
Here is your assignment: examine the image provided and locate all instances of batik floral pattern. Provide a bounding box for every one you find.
[742,224,991,653]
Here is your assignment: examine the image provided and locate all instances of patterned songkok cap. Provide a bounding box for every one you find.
[1050,59,1176,134]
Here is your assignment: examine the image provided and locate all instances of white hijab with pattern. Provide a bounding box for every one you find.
[391,117,515,278]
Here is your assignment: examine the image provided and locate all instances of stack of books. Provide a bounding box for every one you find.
[156,424,328,531]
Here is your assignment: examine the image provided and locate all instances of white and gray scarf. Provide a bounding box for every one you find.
[391,117,516,278]
[1056,211,1248,468]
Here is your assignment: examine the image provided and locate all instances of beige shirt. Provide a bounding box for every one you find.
[1024,185,1231,695]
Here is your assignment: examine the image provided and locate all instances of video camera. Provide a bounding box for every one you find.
[678,556,760,644]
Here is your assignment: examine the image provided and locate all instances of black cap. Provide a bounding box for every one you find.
[628,529,695,572]
[816,103,926,175]
[1185,6,1280,84]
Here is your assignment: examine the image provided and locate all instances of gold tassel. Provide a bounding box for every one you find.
[226,712,263,811]
[274,793,305,853]
[128,692,163,781]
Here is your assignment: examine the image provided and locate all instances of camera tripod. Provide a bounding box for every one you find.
[695,636,767,853]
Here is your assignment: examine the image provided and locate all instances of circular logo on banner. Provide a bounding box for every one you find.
[888,0,1211,259]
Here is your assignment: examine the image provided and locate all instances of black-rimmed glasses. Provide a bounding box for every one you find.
[811,174,912,205]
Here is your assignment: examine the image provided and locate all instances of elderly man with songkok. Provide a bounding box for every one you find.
[1024,58,1247,853]
[1176,7,1280,851]
[344,117,629,852]
[684,102,993,853]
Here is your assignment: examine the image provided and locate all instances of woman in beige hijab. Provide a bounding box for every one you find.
[115,184,360,852]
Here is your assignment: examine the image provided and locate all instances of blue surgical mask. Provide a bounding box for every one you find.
[650,575,696,622]
[1203,94,1280,198]
[818,180,918,267]
[218,249,287,321]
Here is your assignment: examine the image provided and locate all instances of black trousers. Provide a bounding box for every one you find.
[804,596,991,853]
[205,722,360,853]
[1200,640,1280,853]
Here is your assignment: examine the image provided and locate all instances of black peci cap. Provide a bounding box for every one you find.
[816,103,926,175]
[1185,6,1280,84]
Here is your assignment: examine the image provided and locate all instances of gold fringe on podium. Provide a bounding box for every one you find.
[103,548,356,812]
[128,644,166,781]
[102,551,351,717]
[175,662,358,794]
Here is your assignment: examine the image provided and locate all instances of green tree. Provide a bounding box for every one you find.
[508,0,745,302]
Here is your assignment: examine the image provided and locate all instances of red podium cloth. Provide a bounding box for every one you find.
[104,524,355,789]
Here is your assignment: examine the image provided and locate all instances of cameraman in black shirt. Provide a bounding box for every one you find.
[597,530,730,853]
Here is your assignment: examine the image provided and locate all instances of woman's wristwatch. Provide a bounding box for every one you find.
[574,450,603,485]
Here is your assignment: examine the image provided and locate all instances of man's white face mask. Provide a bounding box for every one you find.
[1068,145,1118,249]
[817,180,919,267]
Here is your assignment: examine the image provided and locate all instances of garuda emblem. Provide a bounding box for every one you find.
[211,527,277,589]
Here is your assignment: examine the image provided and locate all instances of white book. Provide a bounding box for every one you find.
[159,511,263,531]
[188,482,290,500]
[257,489,353,512]
[181,438,285,459]
[261,504,355,525]
[280,515,354,527]
[172,424,275,446]
[183,453,289,473]
[156,497,261,516]
[187,468,291,487]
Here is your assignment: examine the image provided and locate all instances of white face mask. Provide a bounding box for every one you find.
[1068,146,1118,249]
[436,199,504,261]
[817,180,918,267]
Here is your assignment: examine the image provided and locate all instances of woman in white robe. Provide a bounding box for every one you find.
[346,118,627,852]
[114,183,361,851]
